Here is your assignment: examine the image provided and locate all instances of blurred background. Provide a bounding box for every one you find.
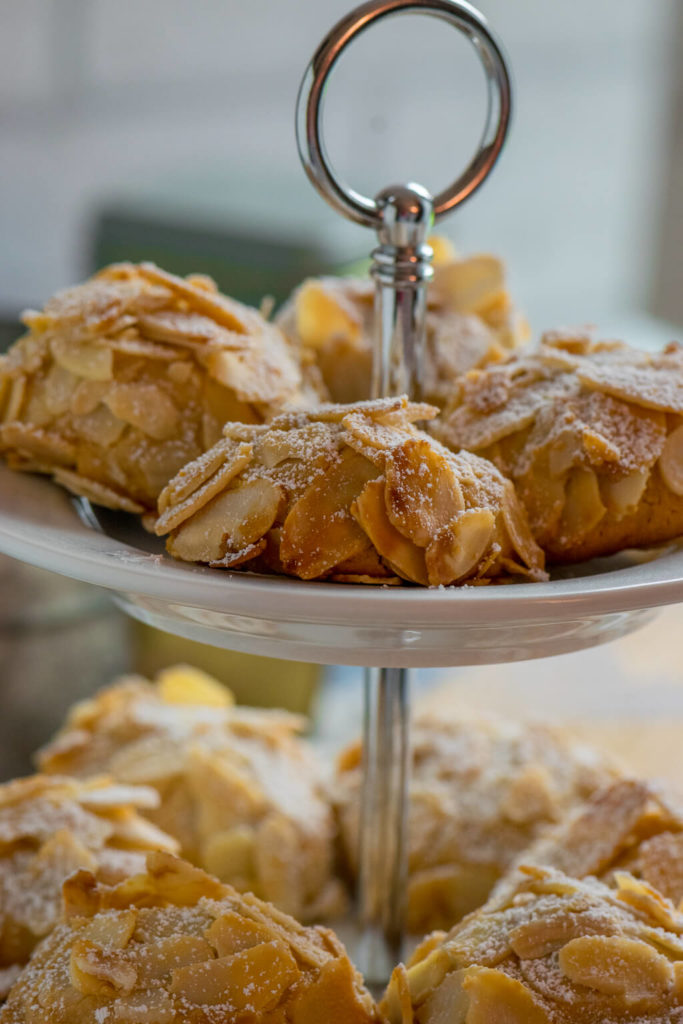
[2,0,683,779]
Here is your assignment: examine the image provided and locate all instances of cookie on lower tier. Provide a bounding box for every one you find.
[334,714,617,934]
[0,851,380,1024]
[0,775,177,998]
[153,395,546,586]
[498,777,683,908]
[36,665,345,923]
[382,866,683,1024]
[0,263,310,513]
[433,330,683,561]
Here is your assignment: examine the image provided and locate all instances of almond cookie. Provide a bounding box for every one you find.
[0,775,177,997]
[277,242,527,405]
[498,778,683,909]
[381,866,683,1024]
[334,714,616,934]
[37,666,345,923]
[0,263,309,513]
[0,851,379,1024]
[153,396,546,586]
[434,331,683,561]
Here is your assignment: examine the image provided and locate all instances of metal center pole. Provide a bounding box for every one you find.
[357,666,411,988]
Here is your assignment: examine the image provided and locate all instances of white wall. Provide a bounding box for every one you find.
[1,0,677,334]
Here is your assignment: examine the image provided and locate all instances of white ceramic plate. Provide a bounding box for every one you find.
[1,463,682,667]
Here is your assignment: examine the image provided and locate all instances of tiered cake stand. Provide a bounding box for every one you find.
[1,0,683,992]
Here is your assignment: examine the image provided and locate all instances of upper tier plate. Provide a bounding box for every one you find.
[1,463,682,667]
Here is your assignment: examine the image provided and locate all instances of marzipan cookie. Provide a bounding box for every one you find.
[382,865,683,1024]
[0,263,309,513]
[0,775,176,998]
[37,666,345,923]
[498,778,683,908]
[277,241,527,406]
[334,714,617,934]
[153,396,546,586]
[0,852,380,1024]
[434,331,683,561]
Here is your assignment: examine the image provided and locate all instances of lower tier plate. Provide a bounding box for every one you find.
[0,465,681,667]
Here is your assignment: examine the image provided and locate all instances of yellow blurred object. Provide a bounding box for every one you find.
[156,664,235,707]
[427,234,458,266]
[131,622,322,715]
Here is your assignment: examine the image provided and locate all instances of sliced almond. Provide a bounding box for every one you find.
[51,337,114,381]
[658,422,683,495]
[425,508,495,586]
[351,478,428,585]
[104,383,178,441]
[169,940,299,1009]
[600,468,649,518]
[462,966,550,1024]
[280,448,379,579]
[384,438,464,546]
[559,466,606,543]
[52,468,145,513]
[295,279,363,350]
[558,935,673,1004]
[154,442,253,534]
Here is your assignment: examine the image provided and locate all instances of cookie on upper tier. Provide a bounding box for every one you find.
[0,852,380,1024]
[153,395,546,586]
[433,330,683,562]
[277,241,527,406]
[0,263,311,513]
[36,666,345,923]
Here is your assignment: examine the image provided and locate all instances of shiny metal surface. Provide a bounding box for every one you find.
[296,0,511,227]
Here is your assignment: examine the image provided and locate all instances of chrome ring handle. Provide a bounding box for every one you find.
[296,0,512,228]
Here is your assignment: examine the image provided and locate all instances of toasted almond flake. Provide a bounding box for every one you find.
[351,478,428,585]
[2,374,26,422]
[52,468,145,513]
[462,966,550,1024]
[104,384,179,441]
[51,337,114,381]
[0,422,76,465]
[155,442,253,534]
[139,263,258,334]
[425,508,495,586]
[658,422,683,495]
[385,438,465,546]
[559,934,674,1003]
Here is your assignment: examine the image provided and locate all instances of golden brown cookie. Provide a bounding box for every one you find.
[434,331,683,561]
[0,775,177,997]
[153,395,546,586]
[277,243,527,406]
[381,865,683,1024]
[498,778,683,908]
[37,666,345,923]
[0,263,309,513]
[334,714,616,934]
[1,851,380,1024]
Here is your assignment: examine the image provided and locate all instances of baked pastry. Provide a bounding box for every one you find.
[381,865,683,1024]
[153,395,546,586]
[277,241,527,406]
[37,665,345,922]
[434,330,683,561]
[499,778,683,908]
[334,714,616,934]
[1,851,380,1024]
[0,263,309,513]
[0,775,177,997]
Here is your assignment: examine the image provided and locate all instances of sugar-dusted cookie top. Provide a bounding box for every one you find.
[434,331,683,561]
[0,263,310,512]
[37,666,345,923]
[153,395,546,586]
[335,713,617,934]
[382,864,683,1024]
[1,852,380,1024]
[0,775,177,997]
